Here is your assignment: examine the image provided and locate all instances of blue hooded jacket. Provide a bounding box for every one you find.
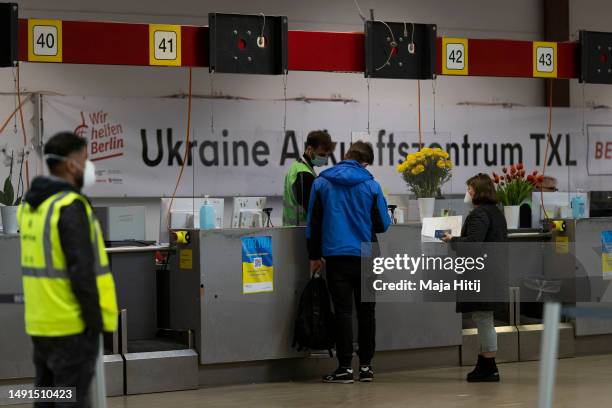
[306,160,391,258]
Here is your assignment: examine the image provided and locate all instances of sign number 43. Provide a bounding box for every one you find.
[149,24,182,66]
[533,42,557,78]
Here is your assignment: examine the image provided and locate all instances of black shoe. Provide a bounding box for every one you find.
[359,366,374,382]
[323,367,354,384]
[467,355,500,382]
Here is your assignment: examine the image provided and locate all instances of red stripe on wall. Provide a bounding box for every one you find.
[557,41,579,79]
[181,25,208,67]
[288,30,364,72]
[468,39,533,78]
[16,18,580,78]
[63,20,149,66]
[18,18,27,62]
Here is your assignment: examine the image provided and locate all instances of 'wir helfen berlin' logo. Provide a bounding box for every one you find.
[74,110,126,162]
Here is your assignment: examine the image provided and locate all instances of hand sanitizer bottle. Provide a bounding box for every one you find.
[200,196,216,230]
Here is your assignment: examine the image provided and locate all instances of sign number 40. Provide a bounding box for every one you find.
[28,19,62,62]
[33,26,58,56]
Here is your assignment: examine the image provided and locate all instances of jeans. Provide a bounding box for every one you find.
[325,256,376,367]
[32,332,99,408]
[472,311,497,353]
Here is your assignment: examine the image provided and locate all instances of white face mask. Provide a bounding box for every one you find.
[82,160,96,190]
[464,191,472,204]
[45,154,96,190]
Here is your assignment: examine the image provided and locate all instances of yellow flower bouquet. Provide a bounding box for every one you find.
[396,147,453,198]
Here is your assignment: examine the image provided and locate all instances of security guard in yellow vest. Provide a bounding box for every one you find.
[18,131,118,407]
[282,130,336,226]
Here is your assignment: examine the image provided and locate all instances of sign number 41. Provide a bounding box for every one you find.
[154,31,177,60]
[149,24,182,66]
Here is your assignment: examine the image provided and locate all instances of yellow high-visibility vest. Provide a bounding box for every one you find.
[18,191,118,336]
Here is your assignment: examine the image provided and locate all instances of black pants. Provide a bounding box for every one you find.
[326,256,376,367]
[32,332,99,408]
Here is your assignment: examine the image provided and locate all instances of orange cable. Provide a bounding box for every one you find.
[0,98,29,135]
[165,67,193,230]
[417,79,422,149]
[16,65,30,188]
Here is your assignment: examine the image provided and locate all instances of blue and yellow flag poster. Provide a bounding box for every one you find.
[602,231,612,280]
[241,236,274,294]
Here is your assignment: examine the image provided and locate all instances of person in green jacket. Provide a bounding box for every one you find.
[283,130,335,226]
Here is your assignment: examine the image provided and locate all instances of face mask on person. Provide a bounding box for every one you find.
[311,154,329,167]
[464,190,473,204]
[45,154,96,190]
[80,160,96,190]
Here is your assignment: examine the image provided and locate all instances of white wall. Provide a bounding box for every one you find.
[569,0,612,108]
[1,0,545,239]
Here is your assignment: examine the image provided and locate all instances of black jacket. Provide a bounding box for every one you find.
[24,176,103,334]
[451,204,508,314]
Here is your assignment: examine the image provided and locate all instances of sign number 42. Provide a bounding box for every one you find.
[442,38,468,76]
[447,44,464,69]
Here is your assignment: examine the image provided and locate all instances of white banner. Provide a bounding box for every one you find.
[42,96,612,197]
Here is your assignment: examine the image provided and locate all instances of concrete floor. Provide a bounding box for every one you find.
[8,354,612,407]
[109,354,612,408]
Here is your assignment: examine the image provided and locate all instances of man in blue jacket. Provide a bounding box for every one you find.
[306,141,391,383]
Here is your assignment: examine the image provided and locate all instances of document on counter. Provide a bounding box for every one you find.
[421,216,463,242]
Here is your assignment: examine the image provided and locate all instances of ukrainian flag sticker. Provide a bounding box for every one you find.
[242,236,274,294]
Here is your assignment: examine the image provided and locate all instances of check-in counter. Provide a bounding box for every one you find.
[567,217,612,339]
[168,225,462,366]
[5,219,610,390]
[0,235,131,396]
[0,225,463,389]
[0,234,31,380]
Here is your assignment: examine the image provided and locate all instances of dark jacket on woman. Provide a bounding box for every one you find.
[451,204,508,314]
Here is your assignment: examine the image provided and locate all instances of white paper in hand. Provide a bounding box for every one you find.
[421,216,463,242]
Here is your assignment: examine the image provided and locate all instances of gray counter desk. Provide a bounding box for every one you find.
[168,225,462,365]
[0,234,32,379]
[571,217,612,336]
[11,222,580,381]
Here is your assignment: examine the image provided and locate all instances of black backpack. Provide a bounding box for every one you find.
[292,276,335,357]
